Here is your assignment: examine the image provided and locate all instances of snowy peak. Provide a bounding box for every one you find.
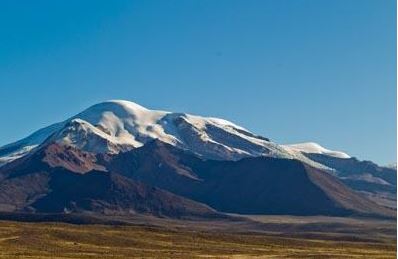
[282,142,350,159]
[70,100,285,160]
[1,100,291,164]
[49,118,135,154]
[71,101,173,149]
[0,100,348,170]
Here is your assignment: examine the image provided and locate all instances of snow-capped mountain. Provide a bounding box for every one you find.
[0,100,395,217]
[0,100,323,167]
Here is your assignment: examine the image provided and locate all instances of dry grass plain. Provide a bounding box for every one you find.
[0,215,395,258]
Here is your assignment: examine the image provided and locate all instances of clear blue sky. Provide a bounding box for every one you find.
[0,0,396,164]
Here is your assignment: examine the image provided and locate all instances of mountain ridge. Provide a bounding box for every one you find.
[0,100,338,169]
[0,100,395,218]
[0,140,394,218]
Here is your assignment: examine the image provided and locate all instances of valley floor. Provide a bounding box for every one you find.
[0,215,395,258]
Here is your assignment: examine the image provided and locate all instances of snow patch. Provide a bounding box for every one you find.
[282,142,350,159]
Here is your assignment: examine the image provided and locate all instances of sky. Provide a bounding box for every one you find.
[0,0,396,164]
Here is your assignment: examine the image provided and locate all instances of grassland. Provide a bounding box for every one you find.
[0,215,395,258]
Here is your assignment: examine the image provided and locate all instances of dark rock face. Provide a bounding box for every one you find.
[31,170,216,218]
[0,143,217,218]
[0,140,394,219]
[108,141,394,217]
[186,159,347,215]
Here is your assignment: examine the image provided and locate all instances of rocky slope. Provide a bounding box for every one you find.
[0,100,394,218]
[0,143,218,218]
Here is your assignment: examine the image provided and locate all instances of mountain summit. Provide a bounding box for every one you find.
[0,100,318,166]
